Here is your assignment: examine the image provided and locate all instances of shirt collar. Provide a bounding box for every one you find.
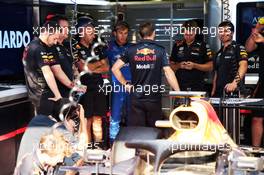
[113,40,129,48]
[139,39,156,45]
[222,40,236,50]
[183,39,197,47]
[37,38,49,48]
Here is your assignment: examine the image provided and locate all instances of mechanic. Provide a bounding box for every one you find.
[211,21,248,98]
[15,98,86,175]
[245,17,264,147]
[170,20,213,91]
[15,132,77,175]
[23,21,62,113]
[47,14,86,98]
[75,16,109,148]
[106,21,132,142]
[112,22,180,127]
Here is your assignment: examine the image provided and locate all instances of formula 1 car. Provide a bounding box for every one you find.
[59,91,264,175]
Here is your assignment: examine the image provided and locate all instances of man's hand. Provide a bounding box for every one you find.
[185,61,196,70]
[76,84,87,93]
[163,66,180,91]
[252,32,264,43]
[48,96,62,102]
[179,62,187,69]
[255,23,264,32]
[124,83,133,93]
[225,81,238,93]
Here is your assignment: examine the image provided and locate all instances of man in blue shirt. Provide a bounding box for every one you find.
[106,21,132,142]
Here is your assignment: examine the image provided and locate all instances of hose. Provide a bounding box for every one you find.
[222,0,231,21]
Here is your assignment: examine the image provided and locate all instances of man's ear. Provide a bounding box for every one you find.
[152,30,156,38]
[113,31,117,37]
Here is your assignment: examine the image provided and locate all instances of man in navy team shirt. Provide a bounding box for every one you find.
[112,22,180,127]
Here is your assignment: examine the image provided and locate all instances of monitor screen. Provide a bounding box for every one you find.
[0,3,33,83]
[237,2,264,74]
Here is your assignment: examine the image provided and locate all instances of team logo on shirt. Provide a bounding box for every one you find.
[240,51,248,59]
[134,55,157,62]
[136,48,155,55]
[179,47,184,51]
[239,46,248,59]
[224,56,232,59]
[136,63,155,69]
[134,48,157,62]
[42,53,56,64]
[191,52,199,56]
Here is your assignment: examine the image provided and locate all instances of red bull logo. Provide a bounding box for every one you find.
[136,48,155,55]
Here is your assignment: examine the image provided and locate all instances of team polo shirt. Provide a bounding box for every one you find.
[120,39,169,101]
[23,38,59,106]
[170,39,213,91]
[213,41,248,96]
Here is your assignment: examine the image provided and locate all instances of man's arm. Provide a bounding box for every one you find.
[163,66,180,91]
[245,32,258,52]
[51,65,74,89]
[77,58,109,74]
[237,60,248,80]
[41,65,62,100]
[225,44,248,93]
[170,61,184,71]
[211,71,217,96]
[225,60,248,93]
[77,104,88,148]
[245,24,264,52]
[111,59,127,85]
[170,42,182,72]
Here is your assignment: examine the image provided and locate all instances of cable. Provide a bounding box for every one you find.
[69,0,78,63]
[222,0,231,21]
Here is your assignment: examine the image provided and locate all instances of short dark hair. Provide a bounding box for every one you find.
[182,20,198,29]
[47,14,69,23]
[38,98,68,121]
[218,21,234,32]
[41,20,60,34]
[139,22,155,38]
[52,98,79,122]
[114,21,129,32]
[77,16,95,29]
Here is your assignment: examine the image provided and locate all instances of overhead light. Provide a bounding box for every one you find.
[43,0,110,6]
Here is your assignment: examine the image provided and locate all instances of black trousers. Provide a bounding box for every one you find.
[128,98,162,127]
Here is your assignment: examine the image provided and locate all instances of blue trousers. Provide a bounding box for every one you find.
[109,88,131,142]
